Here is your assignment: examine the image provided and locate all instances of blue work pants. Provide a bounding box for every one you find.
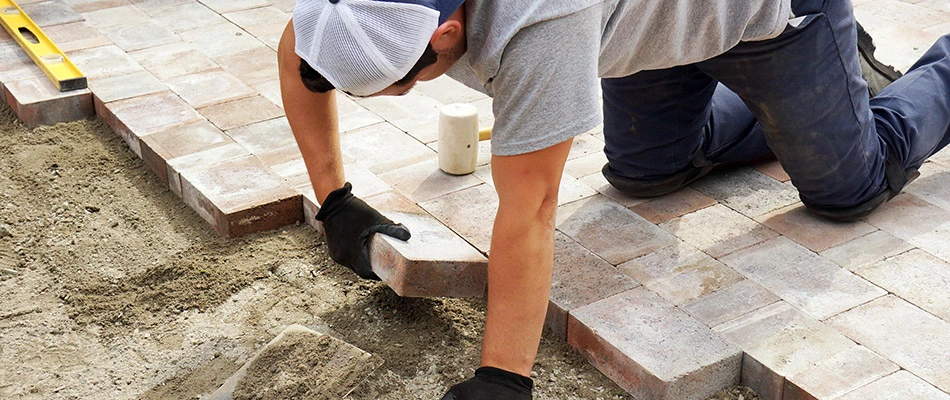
[602,0,950,209]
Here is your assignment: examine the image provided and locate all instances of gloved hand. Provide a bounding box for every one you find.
[442,367,533,400]
[315,182,411,280]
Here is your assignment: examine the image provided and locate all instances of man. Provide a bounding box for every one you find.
[278,0,950,398]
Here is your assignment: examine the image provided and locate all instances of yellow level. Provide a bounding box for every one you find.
[0,0,86,91]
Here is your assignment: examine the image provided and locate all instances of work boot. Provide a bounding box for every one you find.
[856,21,903,96]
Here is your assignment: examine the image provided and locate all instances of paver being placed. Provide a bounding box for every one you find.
[301,187,490,298]
[369,211,488,298]
[569,287,742,400]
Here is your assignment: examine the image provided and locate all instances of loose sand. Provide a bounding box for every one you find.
[0,104,756,399]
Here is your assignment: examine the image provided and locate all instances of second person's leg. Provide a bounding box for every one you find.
[698,0,892,217]
[602,65,772,197]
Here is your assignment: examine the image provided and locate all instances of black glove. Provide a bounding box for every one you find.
[442,367,533,400]
[315,182,411,280]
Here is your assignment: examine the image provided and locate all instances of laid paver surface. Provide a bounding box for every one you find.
[2,0,950,399]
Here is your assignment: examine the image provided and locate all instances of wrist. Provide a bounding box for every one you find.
[315,182,353,221]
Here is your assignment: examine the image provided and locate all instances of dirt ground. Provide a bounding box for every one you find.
[0,104,757,400]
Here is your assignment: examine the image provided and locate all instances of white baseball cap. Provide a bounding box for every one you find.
[293,0,464,96]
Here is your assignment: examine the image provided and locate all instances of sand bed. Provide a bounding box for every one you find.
[0,105,755,399]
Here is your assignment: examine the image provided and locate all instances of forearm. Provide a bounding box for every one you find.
[480,139,573,376]
[285,89,346,203]
[278,20,345,203]
[482,202,556,375]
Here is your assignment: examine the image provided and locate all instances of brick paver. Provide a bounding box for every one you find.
[629,187,718,224]
[827,295,950,393]
[819,230,914,271]
[569,287,742,400]
[547,232,639,339]
[836,371,950,400]
[855,249,950,321]
[369,211,488,298]
[87,70,165,104]
[756,203,877,252]
[714,302,858,400]
[783,346,898,400]
[557,195,679,265]
[680,279,780,329]
[721,237,886,320]
[691,167,800,218]
[660,204,778,258]
[3,1,950,399]
[618,241,744,305]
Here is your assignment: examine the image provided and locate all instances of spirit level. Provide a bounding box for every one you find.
[0,0,86,91]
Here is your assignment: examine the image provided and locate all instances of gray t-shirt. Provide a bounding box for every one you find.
[446,0,792,156]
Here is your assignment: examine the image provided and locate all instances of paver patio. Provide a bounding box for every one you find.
[2,0,950,399]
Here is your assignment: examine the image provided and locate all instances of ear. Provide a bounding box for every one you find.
[429,19,463,52]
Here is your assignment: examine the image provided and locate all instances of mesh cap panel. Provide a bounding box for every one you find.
[294,0,439,96]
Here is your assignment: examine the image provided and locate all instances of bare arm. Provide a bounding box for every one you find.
[278,20,345,203]
[481,138,573,376]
